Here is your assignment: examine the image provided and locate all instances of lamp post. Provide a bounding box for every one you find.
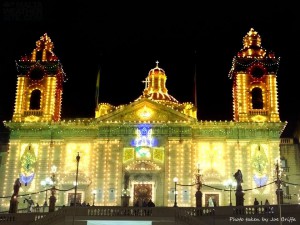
[173,177,178,207]
[50,165,57,184]
[92,190,97,206]
[224,179,237,206]
[73,152,80,207]
[195,163,203,207]
[41,177,53,206]
[275,160,283,225]
[41,165,57,206]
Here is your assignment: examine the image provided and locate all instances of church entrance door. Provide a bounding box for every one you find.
[68,193,82,206]
[133,184,152,206]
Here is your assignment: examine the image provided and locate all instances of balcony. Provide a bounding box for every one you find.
[248,109,268,116]
[23,110,43,117]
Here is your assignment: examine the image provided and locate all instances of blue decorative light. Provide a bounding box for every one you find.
[253,174,268,187]
[131,124,158,147]
[20,172,35,186]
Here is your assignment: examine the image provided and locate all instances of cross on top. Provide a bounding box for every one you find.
[142,78,150,89]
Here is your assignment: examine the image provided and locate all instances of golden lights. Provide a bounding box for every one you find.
[137,105,153,119]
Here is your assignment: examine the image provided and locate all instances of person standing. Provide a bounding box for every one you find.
[142,199,148,207]
[146,199,155,215]
[208,197,214,207]
[264,199,270,213]
[142,199,148,216]
[25,197,34,212]
[134,200,139,207]
[147,199,155,207]
[36,203,40,212]
[134,200,140,216]
[254,198,259,214]
[29,198,34,212]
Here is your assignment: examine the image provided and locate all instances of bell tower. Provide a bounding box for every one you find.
[229,28,280,122]
[12,33,66,122]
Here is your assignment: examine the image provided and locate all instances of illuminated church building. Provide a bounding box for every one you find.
[1,28,294,210]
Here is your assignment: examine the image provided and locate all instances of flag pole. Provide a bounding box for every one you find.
[95,67,100,109]
[194,50,198,108]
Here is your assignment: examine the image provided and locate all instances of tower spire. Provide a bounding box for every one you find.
[229,28,280,122]
[13,33,65,122]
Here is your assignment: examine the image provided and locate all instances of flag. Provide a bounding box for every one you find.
[95,68,100,108]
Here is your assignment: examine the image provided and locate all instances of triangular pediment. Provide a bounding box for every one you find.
[96,98,196,123]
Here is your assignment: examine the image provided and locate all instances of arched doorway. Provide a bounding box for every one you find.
[133,183,153,206]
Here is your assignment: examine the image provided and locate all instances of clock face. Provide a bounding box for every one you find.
[250,66,265,78]
[29,67,44,80]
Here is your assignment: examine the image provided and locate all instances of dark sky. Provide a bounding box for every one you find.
[0,1,299,138]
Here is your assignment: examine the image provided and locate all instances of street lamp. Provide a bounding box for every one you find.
[41,165,57,207]
[224,179,237,206]
[41,177,53,206]
[194,163,203,207]
[173,177,178,207]
[50,165,57,184]
[73,152,80,207]
[195,163,202,190]
[92,190,97,206]
[275,160,283,204]
[275,159,283,225]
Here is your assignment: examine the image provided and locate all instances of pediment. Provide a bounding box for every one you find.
[96,98,196,123]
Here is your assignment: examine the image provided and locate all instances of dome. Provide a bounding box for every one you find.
[136,61,178,103]
[148,65,166,76]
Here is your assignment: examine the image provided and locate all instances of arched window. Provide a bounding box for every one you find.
[29,90,41,110]
[252,87,263,109]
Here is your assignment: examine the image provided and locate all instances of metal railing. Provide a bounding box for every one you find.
[0,205,299,225]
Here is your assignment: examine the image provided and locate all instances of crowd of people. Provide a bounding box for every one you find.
[21,195,272,213]
[134,198,155,207]
[24,197,35,212]
[69,200,90,206]
[253,198,272,214]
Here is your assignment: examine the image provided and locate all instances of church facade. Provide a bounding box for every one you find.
[0,29,289,211]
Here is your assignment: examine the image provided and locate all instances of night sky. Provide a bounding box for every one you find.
[1,1,299,138]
